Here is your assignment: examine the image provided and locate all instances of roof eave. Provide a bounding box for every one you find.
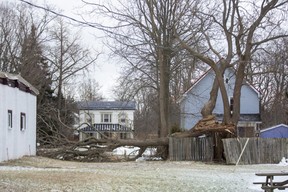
[0,71,39,96]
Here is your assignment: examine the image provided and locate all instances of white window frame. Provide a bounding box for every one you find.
[118,112,127,124]
[101,113,112,123]
[20,112,26,131]
[8,110,12,129]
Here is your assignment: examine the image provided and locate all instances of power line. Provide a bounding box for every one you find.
[19,0,98,29]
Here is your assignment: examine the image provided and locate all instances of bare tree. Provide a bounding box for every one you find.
[78,78,104,101]
[0,3,19,72]
[20,24,51,92]
[0,1,165,161]
[0,2,69,146]
[250,40,288,127]
[0,2,53,72]
[47,18,99,109]
[82,0,201,137]
[177,0,288,126]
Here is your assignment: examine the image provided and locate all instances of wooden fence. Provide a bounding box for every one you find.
[169,137,213,161]
[223,138,288,164]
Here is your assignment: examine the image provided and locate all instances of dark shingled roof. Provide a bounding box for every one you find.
[77,101,136,110]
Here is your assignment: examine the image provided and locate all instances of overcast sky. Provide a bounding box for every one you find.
[7,0,120,100]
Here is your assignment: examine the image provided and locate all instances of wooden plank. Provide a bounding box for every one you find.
[169,137,213,161]
[169,137,288,164]
[223,138,288,164]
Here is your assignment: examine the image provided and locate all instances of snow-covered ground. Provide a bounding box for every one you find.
[112,146,161,161]
[0,155,288,192]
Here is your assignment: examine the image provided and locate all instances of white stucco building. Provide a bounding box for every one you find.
[77,101,136,140]
[0,71,39,162]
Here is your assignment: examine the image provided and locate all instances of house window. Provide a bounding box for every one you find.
[20,113,26,131]
[85,113,95,124]
[120,133,128,139]
[8,110,12,129]
[256,123,262,131]
[229,97,234,112]
[101,113,112,123]
[223,74,229,84]
[118,112,127,124]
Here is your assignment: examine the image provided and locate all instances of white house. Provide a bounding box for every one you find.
[77,101,136,140]
[179,68,262,137]
[0,71,39,162]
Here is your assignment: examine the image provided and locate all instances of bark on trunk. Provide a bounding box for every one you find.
[201,77,219,117]
[159,50,170,137]
[57,31,64,110]
[201,62,232,125]
[232,61,246,124]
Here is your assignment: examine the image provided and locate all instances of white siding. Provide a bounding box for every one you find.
[78,108,135,140]
[79,109,134,127]
[0,84,37,162]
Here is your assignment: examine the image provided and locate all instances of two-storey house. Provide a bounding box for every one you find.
[77,101,136,140]
[179,68,262,137]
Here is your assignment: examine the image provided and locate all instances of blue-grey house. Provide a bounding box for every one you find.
[179,68,262,137]
[260,124,288,138]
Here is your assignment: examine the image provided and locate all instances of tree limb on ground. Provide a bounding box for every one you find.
[37,137,169,162]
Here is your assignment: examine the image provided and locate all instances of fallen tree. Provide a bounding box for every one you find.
[37,136,169,162]
[37,110,169,162]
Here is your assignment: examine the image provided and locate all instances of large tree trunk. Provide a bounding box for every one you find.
[159,54,170,137]
[217,73,233,125]
[232,62,246,124]
[57,30,64,110]
[201,62,233,125]
[201,77,219,117]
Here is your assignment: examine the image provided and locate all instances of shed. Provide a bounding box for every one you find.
[260,124,288,138]
[0,71,39,162]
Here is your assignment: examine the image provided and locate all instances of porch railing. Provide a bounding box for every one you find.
[81,123,132,132]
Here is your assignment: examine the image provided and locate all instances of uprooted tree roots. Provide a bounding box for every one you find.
[37,137,169,162]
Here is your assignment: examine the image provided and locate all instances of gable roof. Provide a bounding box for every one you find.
[178,67,260,103]
[0,71,39,95]
[185,68,212,94]
[260,124,288,133]
[77,101,136,110]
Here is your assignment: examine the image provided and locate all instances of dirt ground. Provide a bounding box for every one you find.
[0,156,286,192]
